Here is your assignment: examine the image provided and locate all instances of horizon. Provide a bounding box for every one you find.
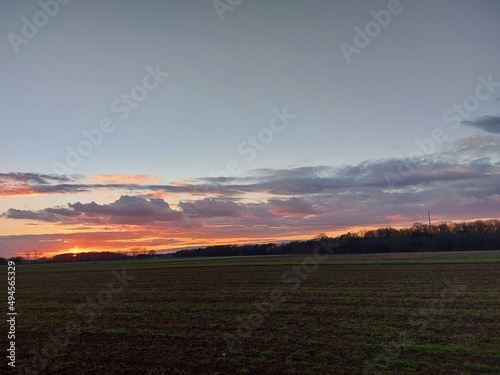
[4,215,498,260]
[8,217,500,260]
[1,1,500,259]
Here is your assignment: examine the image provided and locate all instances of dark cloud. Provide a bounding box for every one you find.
[44,207,82,217]
[0,172,73,184]
[2,196,181,225]
[0,172,84,197]
[33,184,91,194]
[268,197,317,215]
[462,115,500,134]
[69,196,180,224]
[179,198,244,217]
[2,209,59,222]
[247,205,274,218]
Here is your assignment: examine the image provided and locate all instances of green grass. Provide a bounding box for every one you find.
[11,250,500,274]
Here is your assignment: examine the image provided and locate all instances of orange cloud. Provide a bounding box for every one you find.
[171,178,198,186]
[0,185,42,198]
[385,214,411,221]
[0,173,86,198]
[87,174,162,184]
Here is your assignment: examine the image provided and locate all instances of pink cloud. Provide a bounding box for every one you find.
[86,174,162,184]
[385,214,411,222]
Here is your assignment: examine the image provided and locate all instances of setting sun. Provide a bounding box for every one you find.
[68,247,87,254]
[69,247,85,254]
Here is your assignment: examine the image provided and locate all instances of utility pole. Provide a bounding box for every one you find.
[428,211,432,228]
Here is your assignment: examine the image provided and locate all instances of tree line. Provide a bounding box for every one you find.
[172,220,500,257]
[2,219,499,264]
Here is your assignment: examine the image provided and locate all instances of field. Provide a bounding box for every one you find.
[3,251,500,374]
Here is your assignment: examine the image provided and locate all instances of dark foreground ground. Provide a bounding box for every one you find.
[2,251,500,374]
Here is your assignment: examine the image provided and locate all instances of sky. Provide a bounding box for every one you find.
[1,0,499,258]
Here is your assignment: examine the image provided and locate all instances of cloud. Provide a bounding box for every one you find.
[7,154,497,200]
[2,196,182,226]
[268,197,318,215]
[179,198,244,217]
[0,172,72,185]
[2,134,499,252]
[86,174,162,184]
[0,172,76,197]
[462,115,500,134]
[385,214,411,222]
[69,196,181,224]
[44,207,83,217]
[2,208,60,222]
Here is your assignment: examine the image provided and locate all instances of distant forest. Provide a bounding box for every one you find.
[3,219,499,264]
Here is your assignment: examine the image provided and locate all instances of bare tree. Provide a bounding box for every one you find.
[130,246,148,257]
[314,233,329,240]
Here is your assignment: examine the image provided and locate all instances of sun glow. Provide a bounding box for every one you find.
[68,247,86,254]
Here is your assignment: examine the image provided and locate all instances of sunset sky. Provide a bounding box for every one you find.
[1,0,499,258]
